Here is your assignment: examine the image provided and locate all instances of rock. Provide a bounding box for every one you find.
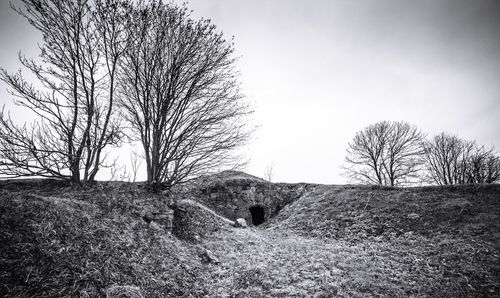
[234,218,247,228]
[199,248,220,265]
[149,221,163,231]
[140,209,154,222]
[164,214,173,232]
[407,213,420,219]
[154,209,174,231]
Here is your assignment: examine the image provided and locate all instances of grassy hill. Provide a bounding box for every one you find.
[0,180,214,297]
[0,177,499,297]
[269,184,500,241]
[264,184,500,296]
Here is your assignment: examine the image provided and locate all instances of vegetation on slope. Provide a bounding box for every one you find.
[265,184,500,296]
[0,180,215,297]
[268,184,500,241]
[172,199,235,242]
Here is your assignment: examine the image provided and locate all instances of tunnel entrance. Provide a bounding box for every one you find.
[249,206,265,226]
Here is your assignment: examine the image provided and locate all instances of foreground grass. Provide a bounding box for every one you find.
[203,227,498,297]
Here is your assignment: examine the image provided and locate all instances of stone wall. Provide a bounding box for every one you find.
[184,175,311,226]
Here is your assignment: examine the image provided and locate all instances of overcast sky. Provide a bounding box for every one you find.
[1,0,500,184]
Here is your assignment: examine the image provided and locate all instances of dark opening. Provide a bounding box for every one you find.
[249,206,265,226]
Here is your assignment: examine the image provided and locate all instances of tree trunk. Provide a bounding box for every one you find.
[71,161,81,186]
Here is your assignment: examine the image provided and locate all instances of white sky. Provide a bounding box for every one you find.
[1,0,500,184]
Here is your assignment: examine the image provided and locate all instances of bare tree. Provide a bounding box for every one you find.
[423,133,500,185]
[118,1,251,190]
[343,121,424,186]
[130,148,142,183]
[421,133,472,185]
[264,162,274,198]
[466,146,500,183]
[483,152,500,183]
[264,163,274,182]
[0,0,126,185]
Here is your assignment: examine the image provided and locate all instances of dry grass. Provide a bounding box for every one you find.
[268,184,500,242]
[202,227,499,297]
[0,181,211,297]
[261,184,500,297]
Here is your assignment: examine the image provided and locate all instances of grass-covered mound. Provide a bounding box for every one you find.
[265,184,500,296]
[0,180,210,297]
[268,184,500,241]
[172,199,235,242]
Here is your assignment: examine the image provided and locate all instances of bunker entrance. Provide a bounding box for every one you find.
[249,206,265,226]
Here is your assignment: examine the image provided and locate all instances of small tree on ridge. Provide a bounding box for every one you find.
[343,121,424,186]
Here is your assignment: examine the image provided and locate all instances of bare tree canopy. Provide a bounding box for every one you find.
[421,133,473,185]
[422,133,500,185]
[343,121,424,186]
[264,163,274,183]
[118,1,252,190]
[467,146,500,184]
[0,0,127,185]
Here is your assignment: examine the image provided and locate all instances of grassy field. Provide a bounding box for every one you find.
[0,178,499,297]
[203,184,500,297]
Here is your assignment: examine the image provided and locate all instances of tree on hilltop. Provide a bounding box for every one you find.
[118,1,252,190]
[0,0,128,185]
[343,121,425,186]
[422,133,500,185]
